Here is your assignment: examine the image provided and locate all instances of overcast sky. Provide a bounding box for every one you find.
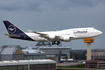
[0,0,105,49]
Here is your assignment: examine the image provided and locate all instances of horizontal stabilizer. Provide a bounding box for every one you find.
[4,34,20,38]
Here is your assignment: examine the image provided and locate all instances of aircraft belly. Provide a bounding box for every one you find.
[31,37,47,41]
[34,39,47,41]
[71,36,93,40]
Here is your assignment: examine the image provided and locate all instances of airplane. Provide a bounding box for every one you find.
[3,21,102,45]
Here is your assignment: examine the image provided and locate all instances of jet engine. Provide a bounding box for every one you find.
[48,35,55,39]
[60,36,71,42]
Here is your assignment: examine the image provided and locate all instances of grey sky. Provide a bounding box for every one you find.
[0,0,105,49]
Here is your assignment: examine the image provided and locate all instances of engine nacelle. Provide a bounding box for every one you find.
[60,36,71,42]
[48,35,55,39]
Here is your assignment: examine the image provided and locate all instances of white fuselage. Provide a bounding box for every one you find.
[3,21,102,45]
[26,27,102,42]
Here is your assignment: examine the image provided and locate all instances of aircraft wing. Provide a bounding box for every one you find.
[28,29,77,41]
[69,35,77,38]
[28,29,47,37]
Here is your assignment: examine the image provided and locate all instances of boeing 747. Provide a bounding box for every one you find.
[3,21,102,45]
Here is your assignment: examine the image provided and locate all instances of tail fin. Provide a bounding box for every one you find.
[3,21,24,35]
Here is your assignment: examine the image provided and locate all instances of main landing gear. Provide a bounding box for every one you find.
[52,41,60,45]
[35,41,62,47]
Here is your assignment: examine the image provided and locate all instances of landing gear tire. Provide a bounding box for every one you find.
[52,41,56,45]
[52,41,60,45]
[57,41,60,45]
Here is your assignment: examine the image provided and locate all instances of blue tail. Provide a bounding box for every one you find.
[3,20,34,41]
[3,21,24,35]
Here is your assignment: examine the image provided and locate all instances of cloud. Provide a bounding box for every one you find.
[0,0,42,11]
[0,0,105,11]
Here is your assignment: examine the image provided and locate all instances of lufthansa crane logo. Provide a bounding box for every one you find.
[8,25,16,34]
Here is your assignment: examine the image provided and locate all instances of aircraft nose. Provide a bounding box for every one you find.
[99,30,102,35]
[97,30,102,35]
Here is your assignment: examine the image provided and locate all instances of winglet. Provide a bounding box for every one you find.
[28,29,36,33]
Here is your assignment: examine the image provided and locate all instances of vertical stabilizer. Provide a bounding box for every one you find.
[3,21,24,35]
